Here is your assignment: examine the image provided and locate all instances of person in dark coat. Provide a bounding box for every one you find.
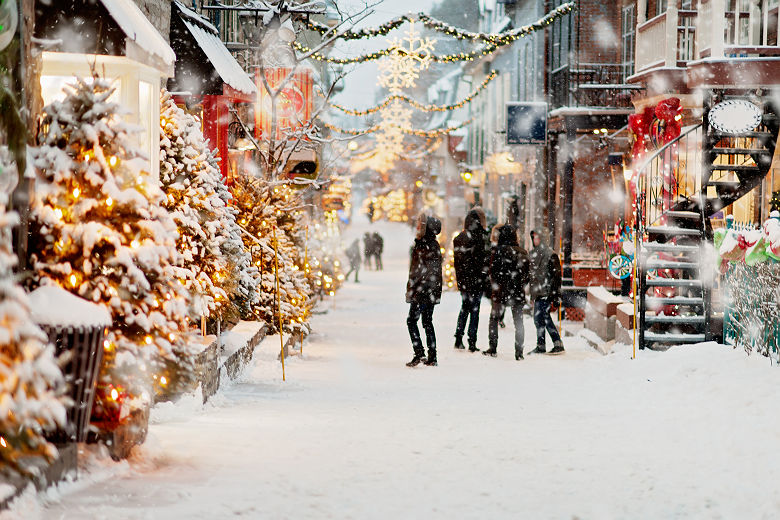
[367,201,375,223]
[483,225,530,360]
[372,231,384,270]
[344,239,361,282]
[363,232,375,269]
[528,229,564,354]
[405,213,443,367]
[452,207,488,352]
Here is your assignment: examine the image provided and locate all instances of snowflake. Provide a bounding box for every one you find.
[378,21,436,93]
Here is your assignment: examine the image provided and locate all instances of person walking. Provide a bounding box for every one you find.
[528,229,564,355]
[363,232,375,269]
[405,213,443,367]
[483,225,530,360]
[367,200,375,223]
[452,207,488,352]
[344,239,361,283]
[372,231,384,270]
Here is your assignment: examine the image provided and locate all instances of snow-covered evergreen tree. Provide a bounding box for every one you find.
[159,91,258,325]
[0,179,66,480]
[231,175,310,334]
[29,77,195,422]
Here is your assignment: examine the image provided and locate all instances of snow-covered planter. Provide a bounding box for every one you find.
[723,261,780,360]
[28,286,111,444]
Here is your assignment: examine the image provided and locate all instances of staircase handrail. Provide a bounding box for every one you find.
[634,122,704,236]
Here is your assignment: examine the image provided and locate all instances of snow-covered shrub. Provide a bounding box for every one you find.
[0,188,66,480]
[724,261,780,360]
[28,77,195,425]
[230,175,311,334]
[159,91,258,326]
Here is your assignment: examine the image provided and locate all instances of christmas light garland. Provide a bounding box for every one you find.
[305,3,574,45]
[330,70,497,116]
[323,118,472,137]
[297,3,574,64]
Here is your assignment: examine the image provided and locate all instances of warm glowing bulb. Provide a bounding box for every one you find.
[131,240,140,249]
[106,197,113,207]
[73,187,80,197]
[0,437,6,448]
[145,336,152,345]
[160,376,168,386]
[109,156,118,167]
[69,274,78,287]
[54,208,63,219]
[110,388,119,400]
[168,333,175,341]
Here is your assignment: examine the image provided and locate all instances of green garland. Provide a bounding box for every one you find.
[305,2,574,46]
[330,70,497,116]
[322,118,472,137]
[296,3,574,65]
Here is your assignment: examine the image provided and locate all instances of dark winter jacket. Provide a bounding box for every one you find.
[529,234,561,300]
[372,232,384,254]
[364,232,375,257]
[406,216,443,305]
[489,225,530,305]
[453,208,489,293]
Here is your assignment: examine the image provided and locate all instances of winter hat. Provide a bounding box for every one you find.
[426,216,442,237]
[464,207,486,231]
[497,224,518,246]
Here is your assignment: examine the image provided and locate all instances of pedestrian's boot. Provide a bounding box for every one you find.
[423,349,437,366]
[549,340,565,355]
[529,344,546,355]
[515,349,524,360]
[468,342,480,353]
[482,348,497,357]
[406,353,425,367]
[454,336,465,350]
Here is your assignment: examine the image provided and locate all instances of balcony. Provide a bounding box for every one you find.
[634,8,697,73]
[631,0,780,89]
[550,63,640,110]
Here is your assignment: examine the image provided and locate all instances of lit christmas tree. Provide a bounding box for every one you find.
[230,174,310,335]
[0,185,66,480]
[29,77,195,426]
[159,91,258,326]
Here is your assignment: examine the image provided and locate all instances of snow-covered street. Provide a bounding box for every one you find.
[11,220,780,519]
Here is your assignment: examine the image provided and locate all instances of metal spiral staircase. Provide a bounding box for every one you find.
[635,94,779,350]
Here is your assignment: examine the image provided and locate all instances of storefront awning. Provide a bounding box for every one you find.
[174,1,257,96]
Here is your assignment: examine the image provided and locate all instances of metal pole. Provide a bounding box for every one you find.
[273,226,285,381]
[632,229,638,360]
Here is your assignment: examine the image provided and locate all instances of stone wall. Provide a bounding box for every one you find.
[132,0,173,43]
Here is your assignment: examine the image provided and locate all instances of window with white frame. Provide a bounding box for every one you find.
[621,5,636,80]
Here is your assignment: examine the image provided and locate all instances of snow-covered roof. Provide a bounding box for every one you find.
[101,0,175,67]
[426,68,464,131]
[174,1,257,95]
[29,286,112,329]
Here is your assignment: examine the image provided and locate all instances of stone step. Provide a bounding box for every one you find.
[644,331,707,344]
[646,278,702,288]
[643,242,701,253]
[646,315,705,325]
[646,296,704,306]
[646,260,699,270]
[647,226,701,236]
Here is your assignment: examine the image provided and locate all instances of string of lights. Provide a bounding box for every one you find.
[330,70,497,116]
[297,3,574,64]
[323,118,472,137]
[304,3,574,45]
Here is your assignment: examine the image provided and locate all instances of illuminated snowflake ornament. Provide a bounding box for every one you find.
[378,21,436,93]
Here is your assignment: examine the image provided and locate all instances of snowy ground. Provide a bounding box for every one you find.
[8,219,780,519]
